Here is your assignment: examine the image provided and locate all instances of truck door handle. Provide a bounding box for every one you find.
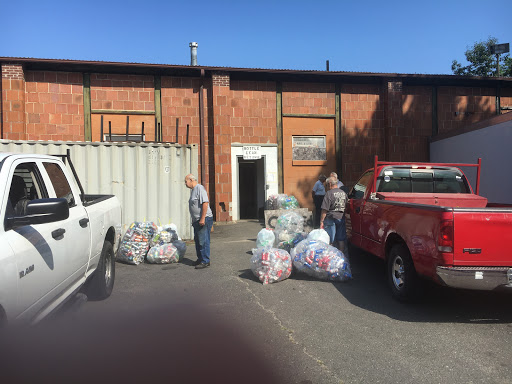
[355,207,361,213]
[79,218,89,228]
[52,228,66,239]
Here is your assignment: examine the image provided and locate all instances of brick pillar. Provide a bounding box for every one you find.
[385,80,403,161]
[1,64,26,140]
[211,72,232,221]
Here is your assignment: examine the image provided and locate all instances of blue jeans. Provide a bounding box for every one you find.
[323,217,347,244]
[192,216,213,264]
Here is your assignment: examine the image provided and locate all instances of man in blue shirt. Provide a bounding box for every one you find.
[185,174,213,269]
[312,174,326,228]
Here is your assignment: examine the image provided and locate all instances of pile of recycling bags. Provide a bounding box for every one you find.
[265,194,300,210]
[118,222,186,265]
[250,212,351,284]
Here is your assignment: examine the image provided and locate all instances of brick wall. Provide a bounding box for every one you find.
[282,82,335,115]
[212,72,231,221]
[228,80,277,144]
[161,76,202,145]
[398,85,432,163]
[24,71,84,141]
[2,64,26,140]
[341,83,385,186]
[438,86,497,134]
[91,73,154,112]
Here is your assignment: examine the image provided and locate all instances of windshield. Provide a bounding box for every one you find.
[376,167,471,193]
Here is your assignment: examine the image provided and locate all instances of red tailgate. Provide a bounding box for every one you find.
[453,210,512,266]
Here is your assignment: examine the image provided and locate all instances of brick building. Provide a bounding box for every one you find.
[2,57,512,221]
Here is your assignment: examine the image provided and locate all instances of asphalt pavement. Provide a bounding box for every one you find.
[15,220,512,384]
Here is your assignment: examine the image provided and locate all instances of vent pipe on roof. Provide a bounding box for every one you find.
[189,42,198,66]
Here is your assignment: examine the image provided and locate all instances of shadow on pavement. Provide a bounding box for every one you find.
[333,244,512,324]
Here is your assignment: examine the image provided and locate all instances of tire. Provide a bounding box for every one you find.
[86,241,115,300]
[387,244,421,302]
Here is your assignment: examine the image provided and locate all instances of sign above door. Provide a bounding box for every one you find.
[243,145,262,160]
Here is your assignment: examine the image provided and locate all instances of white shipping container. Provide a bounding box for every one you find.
[0,140,198,239]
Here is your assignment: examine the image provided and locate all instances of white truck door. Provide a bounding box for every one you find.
[40,161,91,290]
[3,160,70,320]
[4,159,91,321]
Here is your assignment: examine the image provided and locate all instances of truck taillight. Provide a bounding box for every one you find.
[438,220,454,253]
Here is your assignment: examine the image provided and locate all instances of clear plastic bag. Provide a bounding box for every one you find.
[291,239,352,282]
[250,247,292,285]
[281,195,299,209]
[150,230,172,248]
[276,231,307,253]
[307,229,330,245]
[118,221,158,265]
[275,211,304,234]
[146,243,179,264]
[256,228,275,248]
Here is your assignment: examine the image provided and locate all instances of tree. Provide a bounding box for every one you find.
[452,36,511,77]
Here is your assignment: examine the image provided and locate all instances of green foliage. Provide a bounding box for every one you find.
[452,36,511,77]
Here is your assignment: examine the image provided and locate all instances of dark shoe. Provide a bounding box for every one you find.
[195,262,210,269]
[193,259,202,266]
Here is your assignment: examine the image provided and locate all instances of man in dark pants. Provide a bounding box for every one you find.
[185,174,213,269]
[312,174,326,228]
[320,176,348,253]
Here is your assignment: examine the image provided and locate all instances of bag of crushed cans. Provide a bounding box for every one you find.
[118,221,158,265]
[250,247,292,285]
[307,229,331,245]
[146,243,179,264]
[291,239,352,282]
[150,230,173,248]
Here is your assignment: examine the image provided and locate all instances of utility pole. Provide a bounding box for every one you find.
[490,43,509,77]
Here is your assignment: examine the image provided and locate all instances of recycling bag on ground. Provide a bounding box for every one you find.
[291,239,352,282]
[118,221,158,265]
[250,247,292,285]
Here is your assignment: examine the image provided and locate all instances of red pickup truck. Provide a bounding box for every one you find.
[346,156,512,301]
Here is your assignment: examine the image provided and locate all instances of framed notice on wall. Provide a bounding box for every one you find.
[292,136,326,161]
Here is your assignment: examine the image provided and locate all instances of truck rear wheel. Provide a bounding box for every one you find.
[86,241,115,300]
[387,244,421,302]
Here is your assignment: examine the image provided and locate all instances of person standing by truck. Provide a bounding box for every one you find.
[320,177,348,252]
[312,174,326,228]
[185,174,213,269]
[330,171,344,189]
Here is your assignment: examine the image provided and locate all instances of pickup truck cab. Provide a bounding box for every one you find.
[346,156,512,301]
[0,152,122,324]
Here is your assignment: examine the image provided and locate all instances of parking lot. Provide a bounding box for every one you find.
[39,220,512,383]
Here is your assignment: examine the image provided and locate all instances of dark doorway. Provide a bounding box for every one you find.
[238,158,265,219]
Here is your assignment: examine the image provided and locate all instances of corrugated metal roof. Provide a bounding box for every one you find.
[1,56,511,86]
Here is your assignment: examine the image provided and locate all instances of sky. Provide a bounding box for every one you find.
[1,0,511,75]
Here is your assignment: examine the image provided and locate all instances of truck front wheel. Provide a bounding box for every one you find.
[387,244,421,302]
[86,241,115,300]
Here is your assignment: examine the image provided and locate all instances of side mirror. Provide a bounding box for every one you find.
[5,198,69,230]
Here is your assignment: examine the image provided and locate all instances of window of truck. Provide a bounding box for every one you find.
[350,171,374,199]
[376,167,470,194]
[43,162,76,207]
[6,163,48,219]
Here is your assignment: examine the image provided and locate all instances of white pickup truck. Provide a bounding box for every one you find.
[0,152,122,324]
